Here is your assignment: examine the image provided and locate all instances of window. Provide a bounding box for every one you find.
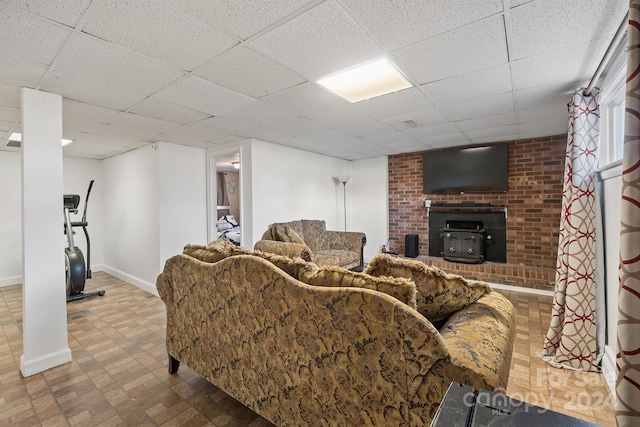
[599,41,627,167]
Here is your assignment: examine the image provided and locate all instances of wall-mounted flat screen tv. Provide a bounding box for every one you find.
[422,144,508,194]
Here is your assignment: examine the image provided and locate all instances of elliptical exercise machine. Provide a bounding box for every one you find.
[63,180,105,302]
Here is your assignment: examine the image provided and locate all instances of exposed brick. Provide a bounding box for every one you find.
[387,135,566,290]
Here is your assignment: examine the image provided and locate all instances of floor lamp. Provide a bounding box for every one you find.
[339,175,351,231]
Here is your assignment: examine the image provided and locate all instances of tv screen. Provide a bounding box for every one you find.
[422,144,508,194]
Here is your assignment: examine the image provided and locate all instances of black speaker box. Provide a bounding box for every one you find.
[405,234,419,258]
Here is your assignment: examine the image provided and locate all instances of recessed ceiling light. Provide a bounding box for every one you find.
[317,58,413,103]
[8,132,73,146]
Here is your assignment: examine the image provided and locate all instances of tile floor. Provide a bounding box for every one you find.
[0,273,615,426]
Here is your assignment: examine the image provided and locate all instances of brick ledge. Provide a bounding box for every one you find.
[408,256,556,291]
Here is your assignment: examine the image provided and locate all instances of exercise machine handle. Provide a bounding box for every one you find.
[82,180,94,222]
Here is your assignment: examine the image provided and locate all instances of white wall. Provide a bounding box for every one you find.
[248,139,351,246]
[157,142,207,268]
[352,156,389,262]
[0,151,22,286]
[598,163,623,393]
[0,152,104,287]
[102,142,207,293]
[102,145,159,291]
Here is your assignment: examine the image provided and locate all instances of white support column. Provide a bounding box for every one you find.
[20,88,71,377]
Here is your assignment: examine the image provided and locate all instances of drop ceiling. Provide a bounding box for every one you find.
[0,0,628,160]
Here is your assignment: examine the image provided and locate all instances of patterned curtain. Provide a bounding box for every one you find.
[616,2,640,424]
[217,172,229,207]
[541,89,601,371]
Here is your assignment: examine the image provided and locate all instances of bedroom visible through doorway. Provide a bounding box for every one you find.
[214,152,241,246]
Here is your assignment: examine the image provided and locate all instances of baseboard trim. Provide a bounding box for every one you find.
[488,282,555,297]
[602,345,617,398]
[20,347,72,377]
[0,275,22,288]
[100,265,158,297]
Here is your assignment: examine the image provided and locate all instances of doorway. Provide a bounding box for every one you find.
[210,151,241,245]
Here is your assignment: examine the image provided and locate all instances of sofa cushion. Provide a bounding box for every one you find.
[298,265,417,309]
[275,224,305,245]
[314,249,360,270]
[184,241,237,263]
[365,254,490,322]
[300,220,329,251]
[187,242,314,279]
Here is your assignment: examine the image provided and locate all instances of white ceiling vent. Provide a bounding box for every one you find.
[401,119,420,128]
[6,140,21,148]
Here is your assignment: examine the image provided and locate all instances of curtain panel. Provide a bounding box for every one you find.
[541,89,601,372]
[217,172,230,207]
[616,2,640,425]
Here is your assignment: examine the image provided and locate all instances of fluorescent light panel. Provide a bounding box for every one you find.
[317,58,412,103]
[9,132,73,146]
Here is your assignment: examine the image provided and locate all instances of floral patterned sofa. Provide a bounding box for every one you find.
[253,219,366,271]
[157,242,516,426]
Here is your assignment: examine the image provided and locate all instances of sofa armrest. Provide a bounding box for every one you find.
[156,271,173,307]
[253,240,313,262]
[431,291,516,392]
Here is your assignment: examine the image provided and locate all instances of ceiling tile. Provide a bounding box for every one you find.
[454,112,516,132]
[509,0,627,60]
[403,122,460,139]
[518,103,569,128]
[355,87,434,121]
[41,69,147,111]
[0,105,20,122]
[0,58,48,88]
[0,3,72,65]
[268,116,326,135]
[82,0,238,71]
[223,100,298,128]
[464,124,519,139]
[3,0,93,27]
[63,99,119,132]
[363,130,420,145]
[516,86,573,110]
[510,0,534,7]
[393,15,508,84]
[513,38,608,92]
[336,121,396,138]
[440,92,515,121]
[469,132,520,144]
[422,64,512,105]
[194,46,304,98]
[420,131,471,148]
[383,108,450,131]
[159,124,232,145]
[261,82,351,117]
[107,112,181,134]
[519,119,568,136]
[75,132,143,147]
[0,84,22,108]
[340,0,503,51]
[129,97,211,124]
[0,119,14,131]
[171,0,316,40]
[92,123,161,141]
[156,76,255,116]
[305,104,376,127]
[192,116,257,136]
[54,34,185,95]
[249,1,382,80]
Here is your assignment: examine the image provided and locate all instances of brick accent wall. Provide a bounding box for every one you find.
[387,134,567,290]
